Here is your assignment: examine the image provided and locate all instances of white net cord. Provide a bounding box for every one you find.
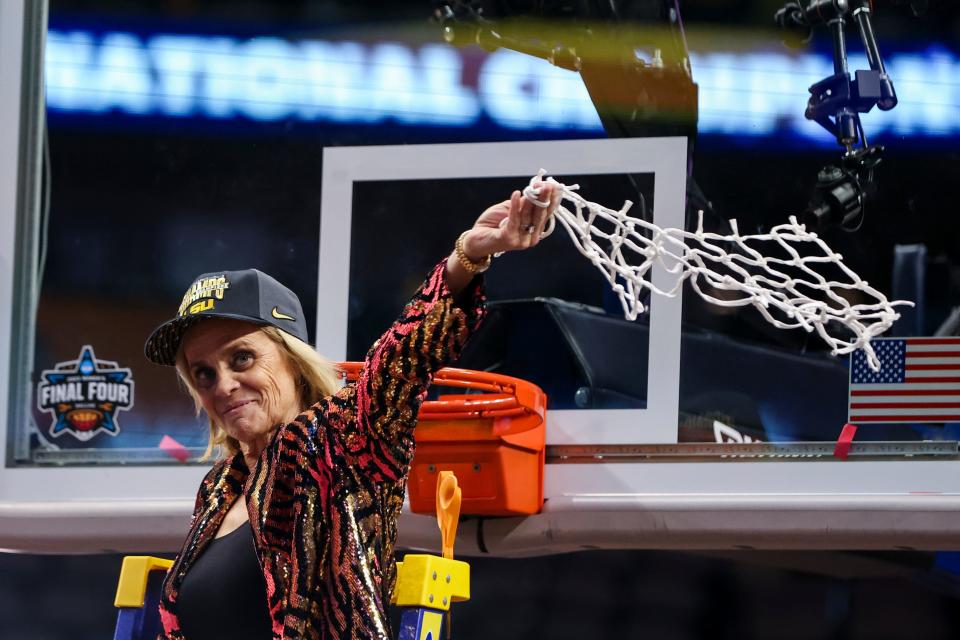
[519,170,913,371]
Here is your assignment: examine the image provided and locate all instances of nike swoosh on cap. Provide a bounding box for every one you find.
[271,307,296,321]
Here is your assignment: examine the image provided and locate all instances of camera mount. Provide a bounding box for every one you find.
[775,0,900,230]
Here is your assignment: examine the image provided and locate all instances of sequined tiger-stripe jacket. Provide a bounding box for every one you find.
[157,260,485,640]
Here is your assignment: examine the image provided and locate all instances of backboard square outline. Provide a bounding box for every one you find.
[317,138,688,445]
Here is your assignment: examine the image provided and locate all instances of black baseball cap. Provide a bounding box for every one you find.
[144,269,310,366]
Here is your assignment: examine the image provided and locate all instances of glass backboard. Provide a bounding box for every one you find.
[2,0,960,554]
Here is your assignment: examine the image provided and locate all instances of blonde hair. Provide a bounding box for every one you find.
[175,325,342,460]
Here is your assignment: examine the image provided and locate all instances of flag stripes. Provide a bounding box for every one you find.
[848,337,960,424]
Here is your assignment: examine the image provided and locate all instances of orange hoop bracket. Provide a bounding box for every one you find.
[338,363,547,516]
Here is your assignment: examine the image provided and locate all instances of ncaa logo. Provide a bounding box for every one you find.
[36,345,135,442]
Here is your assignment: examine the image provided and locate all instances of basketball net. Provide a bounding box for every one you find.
[520,170,912,371]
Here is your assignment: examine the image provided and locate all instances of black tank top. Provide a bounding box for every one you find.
[177,521,273,640]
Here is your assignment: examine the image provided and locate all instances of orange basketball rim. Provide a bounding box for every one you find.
[339,363,547,516]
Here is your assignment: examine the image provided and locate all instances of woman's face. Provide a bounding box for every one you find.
[181,318,302,449]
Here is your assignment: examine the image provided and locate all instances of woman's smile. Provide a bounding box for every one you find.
[222,398,257,419]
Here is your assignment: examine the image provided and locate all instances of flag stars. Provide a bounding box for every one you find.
[852,339,905,385]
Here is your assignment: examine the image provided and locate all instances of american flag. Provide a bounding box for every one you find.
[849,337,960,424]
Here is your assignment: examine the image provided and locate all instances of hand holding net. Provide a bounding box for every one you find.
[521,170,912,371]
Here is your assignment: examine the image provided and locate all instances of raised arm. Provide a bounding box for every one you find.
[330,182,561,482]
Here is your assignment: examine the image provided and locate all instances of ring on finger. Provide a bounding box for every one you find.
[522,224,536,234]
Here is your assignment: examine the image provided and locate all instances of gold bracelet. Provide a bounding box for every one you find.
[455,231,492,274]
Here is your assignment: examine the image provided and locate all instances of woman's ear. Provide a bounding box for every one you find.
[298,374,310,406]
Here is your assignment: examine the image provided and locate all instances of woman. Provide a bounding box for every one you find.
[144,184,559,640]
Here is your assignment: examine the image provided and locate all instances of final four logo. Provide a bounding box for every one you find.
[36,346,135,441]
